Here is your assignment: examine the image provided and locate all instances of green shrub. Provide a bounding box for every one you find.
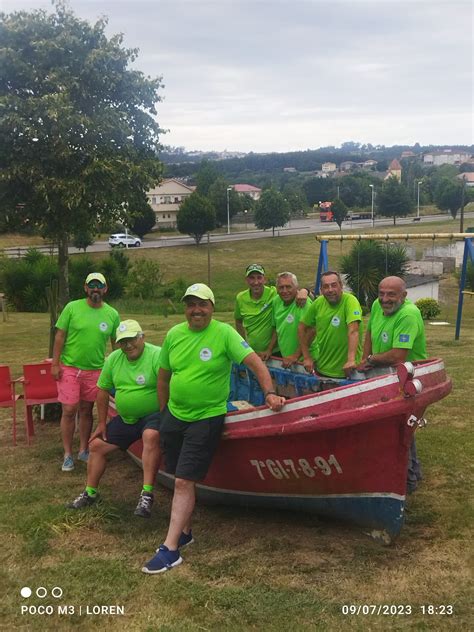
[1,251,58,311]
[125,259,163,300]
[415,298,441,320]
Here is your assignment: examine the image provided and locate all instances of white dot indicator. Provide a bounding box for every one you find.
[20,587,32,598]
[36,587,47,598]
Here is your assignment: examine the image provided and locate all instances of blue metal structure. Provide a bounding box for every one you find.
[455,237,474,340]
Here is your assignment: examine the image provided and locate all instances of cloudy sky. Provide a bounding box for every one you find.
[2,0,473,152]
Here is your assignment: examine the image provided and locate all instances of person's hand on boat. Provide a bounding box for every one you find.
[356,358,371,372]
[281,353,300,368]
[265,393,285,411]
[51,363,63,380]
[343,359,357,376]
[258,350,272,362]
[302,356,315,373]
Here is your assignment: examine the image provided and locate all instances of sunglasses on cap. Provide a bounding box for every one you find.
[87,281,106,289]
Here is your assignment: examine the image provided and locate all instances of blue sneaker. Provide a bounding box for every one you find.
[141,545,182,574]
[178,530,194,548]
[62,455,74,472]
[78,450,89,463]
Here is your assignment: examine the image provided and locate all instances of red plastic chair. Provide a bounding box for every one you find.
[0,365,21,445]
[21,362,59,444]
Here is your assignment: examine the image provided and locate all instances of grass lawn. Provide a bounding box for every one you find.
[0,227,473,631]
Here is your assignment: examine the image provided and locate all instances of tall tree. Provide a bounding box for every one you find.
[207,178,242,226]
[130,204,156,238]
[176,192,215,245]
[195,160,220,196]
[434,178,463,219]
[330,198,348,230]
[0,2,163,306]
[254,188,290,236]
[377,177,413,225]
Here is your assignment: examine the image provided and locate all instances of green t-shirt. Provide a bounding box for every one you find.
[160,319,254,422]
[368,299,427,361]
[56,299,120,370]
[97,342,161,424]
[301,292,363,378]
[271,296,318,358]
[234,285,277,353]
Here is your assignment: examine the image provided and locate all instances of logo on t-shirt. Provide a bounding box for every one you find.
[199,347,212,361]
[381,331,389,343]
[286,314,295,323]
[399,334,410,343]
[241,341,250,348]
[331,316,341,327]
[99,322,108,332]
[136,374,146,385]
[354,310,360,315]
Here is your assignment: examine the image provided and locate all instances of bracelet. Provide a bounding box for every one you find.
[264,390,277,398]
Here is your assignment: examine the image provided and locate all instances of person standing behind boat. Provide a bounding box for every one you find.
[261,271,318,367]
[234,264,309,358]
[52,273,120,472]
[66,320,162,518]
[298,271,363,377]
[142,283,285,574]
[358,275,427,493]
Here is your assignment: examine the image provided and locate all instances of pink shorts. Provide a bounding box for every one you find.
[57,366,102,406]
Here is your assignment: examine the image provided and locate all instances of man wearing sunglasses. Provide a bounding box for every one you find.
[67,319,161,517]
[52,272,120,472]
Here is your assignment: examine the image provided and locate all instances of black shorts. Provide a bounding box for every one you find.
[159,407,225,482]
[104,412,160,451]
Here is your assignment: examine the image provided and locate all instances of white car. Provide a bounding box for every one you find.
[108,233,141,248]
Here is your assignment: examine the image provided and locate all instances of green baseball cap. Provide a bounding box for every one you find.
[245,264,265,276]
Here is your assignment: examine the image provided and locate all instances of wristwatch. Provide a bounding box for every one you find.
[367,354,376,366]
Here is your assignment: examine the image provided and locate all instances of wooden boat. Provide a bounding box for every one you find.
[126,358,452,543]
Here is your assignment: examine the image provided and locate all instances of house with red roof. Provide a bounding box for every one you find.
[231,184,262,200]
[384,159,402,181]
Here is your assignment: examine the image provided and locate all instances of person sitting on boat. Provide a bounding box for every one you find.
[142,283,285,574]
[298,270,363,378]
[261,271,318,367]
[234,264,309,359]
[358,276,427,493]
[66,320,162,518]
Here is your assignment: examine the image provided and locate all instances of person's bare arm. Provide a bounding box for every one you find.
[51,328,66,380]
[260,329,277,361]
[89,388,110,442]
[242,352,285,411]
[298,322,316,373]
[235,318,247,340]
[342,321,360,376]
[157,368,172,412]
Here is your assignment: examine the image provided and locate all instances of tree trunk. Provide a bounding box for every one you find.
[393,216,396,226]
[57,233,70,309]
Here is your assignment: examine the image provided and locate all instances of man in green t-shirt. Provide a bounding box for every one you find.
[234,264,309,356]
[358,276,427,493]
[298,271,363,378]
[52,273,120,472]
[262,271,317,367]
[67,320,162,518]
[142,283,285,574]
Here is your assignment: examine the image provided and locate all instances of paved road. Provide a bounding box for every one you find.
[4,212,474,257]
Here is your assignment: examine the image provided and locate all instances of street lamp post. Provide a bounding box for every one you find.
[244,209,248,231]
[369,184,375,227]
[226,186,232,235]
[417,181,423,219]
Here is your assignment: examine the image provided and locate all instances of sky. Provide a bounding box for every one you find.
[2,0,473,153]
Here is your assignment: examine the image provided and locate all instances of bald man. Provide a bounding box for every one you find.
[359,276,427,493]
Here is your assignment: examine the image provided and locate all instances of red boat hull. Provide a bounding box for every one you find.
[126,359,452,543]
